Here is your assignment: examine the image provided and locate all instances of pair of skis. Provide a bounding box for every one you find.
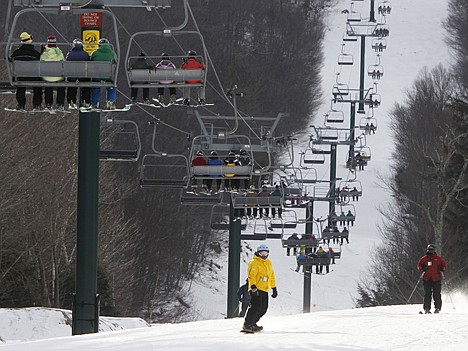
[4,107,70,114]
[137,98,213,109]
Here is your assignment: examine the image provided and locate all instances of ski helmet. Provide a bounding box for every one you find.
[72,38,83,47]
[427,244,436,252]
[98,38,109,46]
[210,151,218,156]
[257,243,269,252]
[188,50,197,56]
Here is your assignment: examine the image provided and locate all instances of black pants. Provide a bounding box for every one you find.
[157,87,176,96]
[67,87,91,105]
[45,87,65,107]
[131,87,150,100]
[16,87,42,108]
[206,178,221,191]
[423,279,442,311]
[245,290,268,326]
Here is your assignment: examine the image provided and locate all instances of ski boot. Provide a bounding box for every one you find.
[242,324,254,332]
[106,101,116,110]
[434,308,440,314]
[252,324,263,331]
[424,309,431,314]
[169,94,176,104]
[157,95,165,105]
[183,98,191,106]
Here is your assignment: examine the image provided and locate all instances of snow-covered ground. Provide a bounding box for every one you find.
[2,299,468,350]
[189,0,453,319]
[0,307,149,343]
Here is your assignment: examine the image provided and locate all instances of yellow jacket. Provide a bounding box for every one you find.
[248,254,276,293]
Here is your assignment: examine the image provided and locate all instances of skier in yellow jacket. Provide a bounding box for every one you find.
[243,243,277,332]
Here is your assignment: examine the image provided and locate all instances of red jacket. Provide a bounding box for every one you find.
[417,253,447,282]
[181,58,205,83]
[191,156,207,166]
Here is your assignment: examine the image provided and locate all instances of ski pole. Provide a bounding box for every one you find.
[442,272,455,310]
[407,272,424,304]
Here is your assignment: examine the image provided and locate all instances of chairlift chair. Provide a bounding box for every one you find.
[346,1,362,22]
[180,187,223,205]
[139,153,189,188]
[189,134,254,184]
[99,119,141,161]
[293,168,317,186]
[377,1,392,15]
[301,149,325,165]
[329,203,356,227]
[241,218,282,240]
[370,93,382,107]
[372,24,390,37]
[210,204,247,230]
[317,128,339,141]
[356,146,372,161]
[332,83,349,98]
[325,109,345,124]
[281,232,319,249]
[367,64,384,79]
[231,193,283,209]
[343,31,358,42]
[359,117,377,134]
[338,52,354,66]
[347,10,362,22]
[270,209,298,229]
[338,179,363,200]
[371,38,387,52]
[125,30,208,93]
[310,147,331,155]
[6,7,119,88]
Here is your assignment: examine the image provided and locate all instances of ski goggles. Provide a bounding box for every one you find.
[258,250,269,258]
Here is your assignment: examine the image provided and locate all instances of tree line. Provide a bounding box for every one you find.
[356,0,468,307]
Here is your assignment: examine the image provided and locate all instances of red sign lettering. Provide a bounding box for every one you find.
[80,12,102,28]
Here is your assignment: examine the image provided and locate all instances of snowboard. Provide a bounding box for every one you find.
[152,97,213,108]
[240,329,255,334]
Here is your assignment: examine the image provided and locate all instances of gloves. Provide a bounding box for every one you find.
[250,285,259,297]
[271,287,278,298]
[421,265,427,272]
[439,266,445,272]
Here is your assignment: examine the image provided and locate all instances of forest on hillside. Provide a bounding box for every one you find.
[0,0,329,321]
[357,0,468,307]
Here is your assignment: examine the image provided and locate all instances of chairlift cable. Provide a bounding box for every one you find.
[185,2,264,140]
[32,5,71,45]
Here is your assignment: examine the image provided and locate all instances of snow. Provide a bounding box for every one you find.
[0,0,459,350]
[0,308,149,343]
[2,299,468,350]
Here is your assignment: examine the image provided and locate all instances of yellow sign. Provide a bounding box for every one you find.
[82,30,100,55]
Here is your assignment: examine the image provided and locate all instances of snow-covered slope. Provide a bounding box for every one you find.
[0,308,149,343]
[2,301,468,350]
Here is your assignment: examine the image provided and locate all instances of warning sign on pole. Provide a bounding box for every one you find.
[80,12,102,28]
[80,12,102,55]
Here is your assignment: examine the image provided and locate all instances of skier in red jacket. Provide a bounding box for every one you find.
[417,244,447,314]
[180,50,205,106]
